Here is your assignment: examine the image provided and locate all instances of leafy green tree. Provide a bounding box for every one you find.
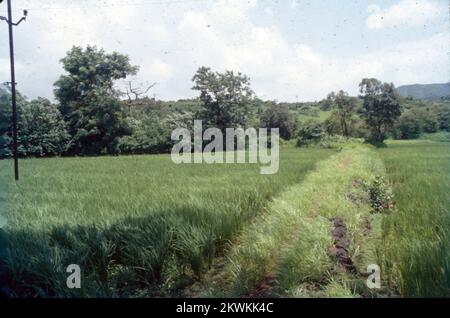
[297,120,324,146]
[319,92,335,111]
[431,103,450,132]
[327,90,356,137]
[260,103,299,140]
[19,98,71,157]
[118,116,173,154]
[192,67,254,131]
[359,78,401,144]
[422,112,439,133]
[395,110,422,140]
[0,86,27,158]
[54,46,138,155]
[323,111,367,138]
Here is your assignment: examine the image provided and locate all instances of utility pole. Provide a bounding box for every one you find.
[0,0,27,181]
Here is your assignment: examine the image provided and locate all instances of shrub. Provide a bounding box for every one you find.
[395,111,422,140]
[365,176,394,214]
[297,121,324,147]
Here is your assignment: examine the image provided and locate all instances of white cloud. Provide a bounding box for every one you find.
[290,0,299,9]
[144,59,175,80]
[0,0,448,102]
[366,0,444,29]
[166,1,447,101]
[264,7,274,17]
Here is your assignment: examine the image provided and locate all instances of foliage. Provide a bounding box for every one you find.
[118,117,173,154]
[260,103,299,140]
[359,78,402,144]
[394,110,423,140]
[192,67,254,131]
[420,131,450,143]
[365,176,394,214]
[220,145,387,297]
[431,103,450,132]
[393,108,440,140]
[326,90,357,136]
[19,98,71,157]
[0,86,26,159]
[54,46,138,155]
[377,141,450,297]
[296,120,325,146]
[324,110,367,139]
[0,148,333,297]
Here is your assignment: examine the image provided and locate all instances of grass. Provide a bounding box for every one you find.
[419,131,450,143]
[199,144,390,298]
[0,148,334,297]
[377,140,450,297]
[1,139,449,298]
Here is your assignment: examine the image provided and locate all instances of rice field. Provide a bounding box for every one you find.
[0,148,334,297]
[0,140,449,298]
[377,140,450,297]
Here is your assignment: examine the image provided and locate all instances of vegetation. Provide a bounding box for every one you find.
[377,141,450,297]
[359,78,401,145]
[54,46,138,155]
[194,144,391,297]
[261,103,299,140]
[1,46,449,158]
[0,44,449,299]
[192,67,254,131]
[397,83,450,101]
[0,148,333,297]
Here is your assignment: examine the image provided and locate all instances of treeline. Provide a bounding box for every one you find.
[296,89,450,146]
[1,46,449,159]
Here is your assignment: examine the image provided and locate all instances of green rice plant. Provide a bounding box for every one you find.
[377,141,450,297]
[219,143,389,297]
[0,148,334,297]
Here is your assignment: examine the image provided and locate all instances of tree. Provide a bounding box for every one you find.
[327,90,356,137]
[0,85,27,158]
[118,116,173,154]
[319,92,335,111]
[431,103,450,132]
[359,78,401,144]
[20,98,71,157]
[54,46,138,155]
[192,67,254,131]
[297,120,324,146]
[260,103,299,140]
[395,110,422,140]
[123,80,157,114]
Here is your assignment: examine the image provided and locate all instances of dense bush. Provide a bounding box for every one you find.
[118,117,173,154]
[260,103,299,140]
[323,111,367,139]
[395,111,422,140]
[297,121,325,146]
[54,46,137,155]
[1,89,69,158]
[19,98,71,157]
[394,108,441,140]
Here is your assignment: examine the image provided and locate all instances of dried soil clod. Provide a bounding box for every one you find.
[330,218,358,274]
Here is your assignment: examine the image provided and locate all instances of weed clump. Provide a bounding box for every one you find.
[365,176,395,214]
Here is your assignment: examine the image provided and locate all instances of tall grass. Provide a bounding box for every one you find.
[377,140,450,297]
[0,148,333,297]
[215,144,388,298]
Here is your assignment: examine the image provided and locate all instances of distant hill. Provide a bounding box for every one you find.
[397,83,450,101]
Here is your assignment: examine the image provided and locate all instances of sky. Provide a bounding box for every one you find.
[0,0,448,102]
